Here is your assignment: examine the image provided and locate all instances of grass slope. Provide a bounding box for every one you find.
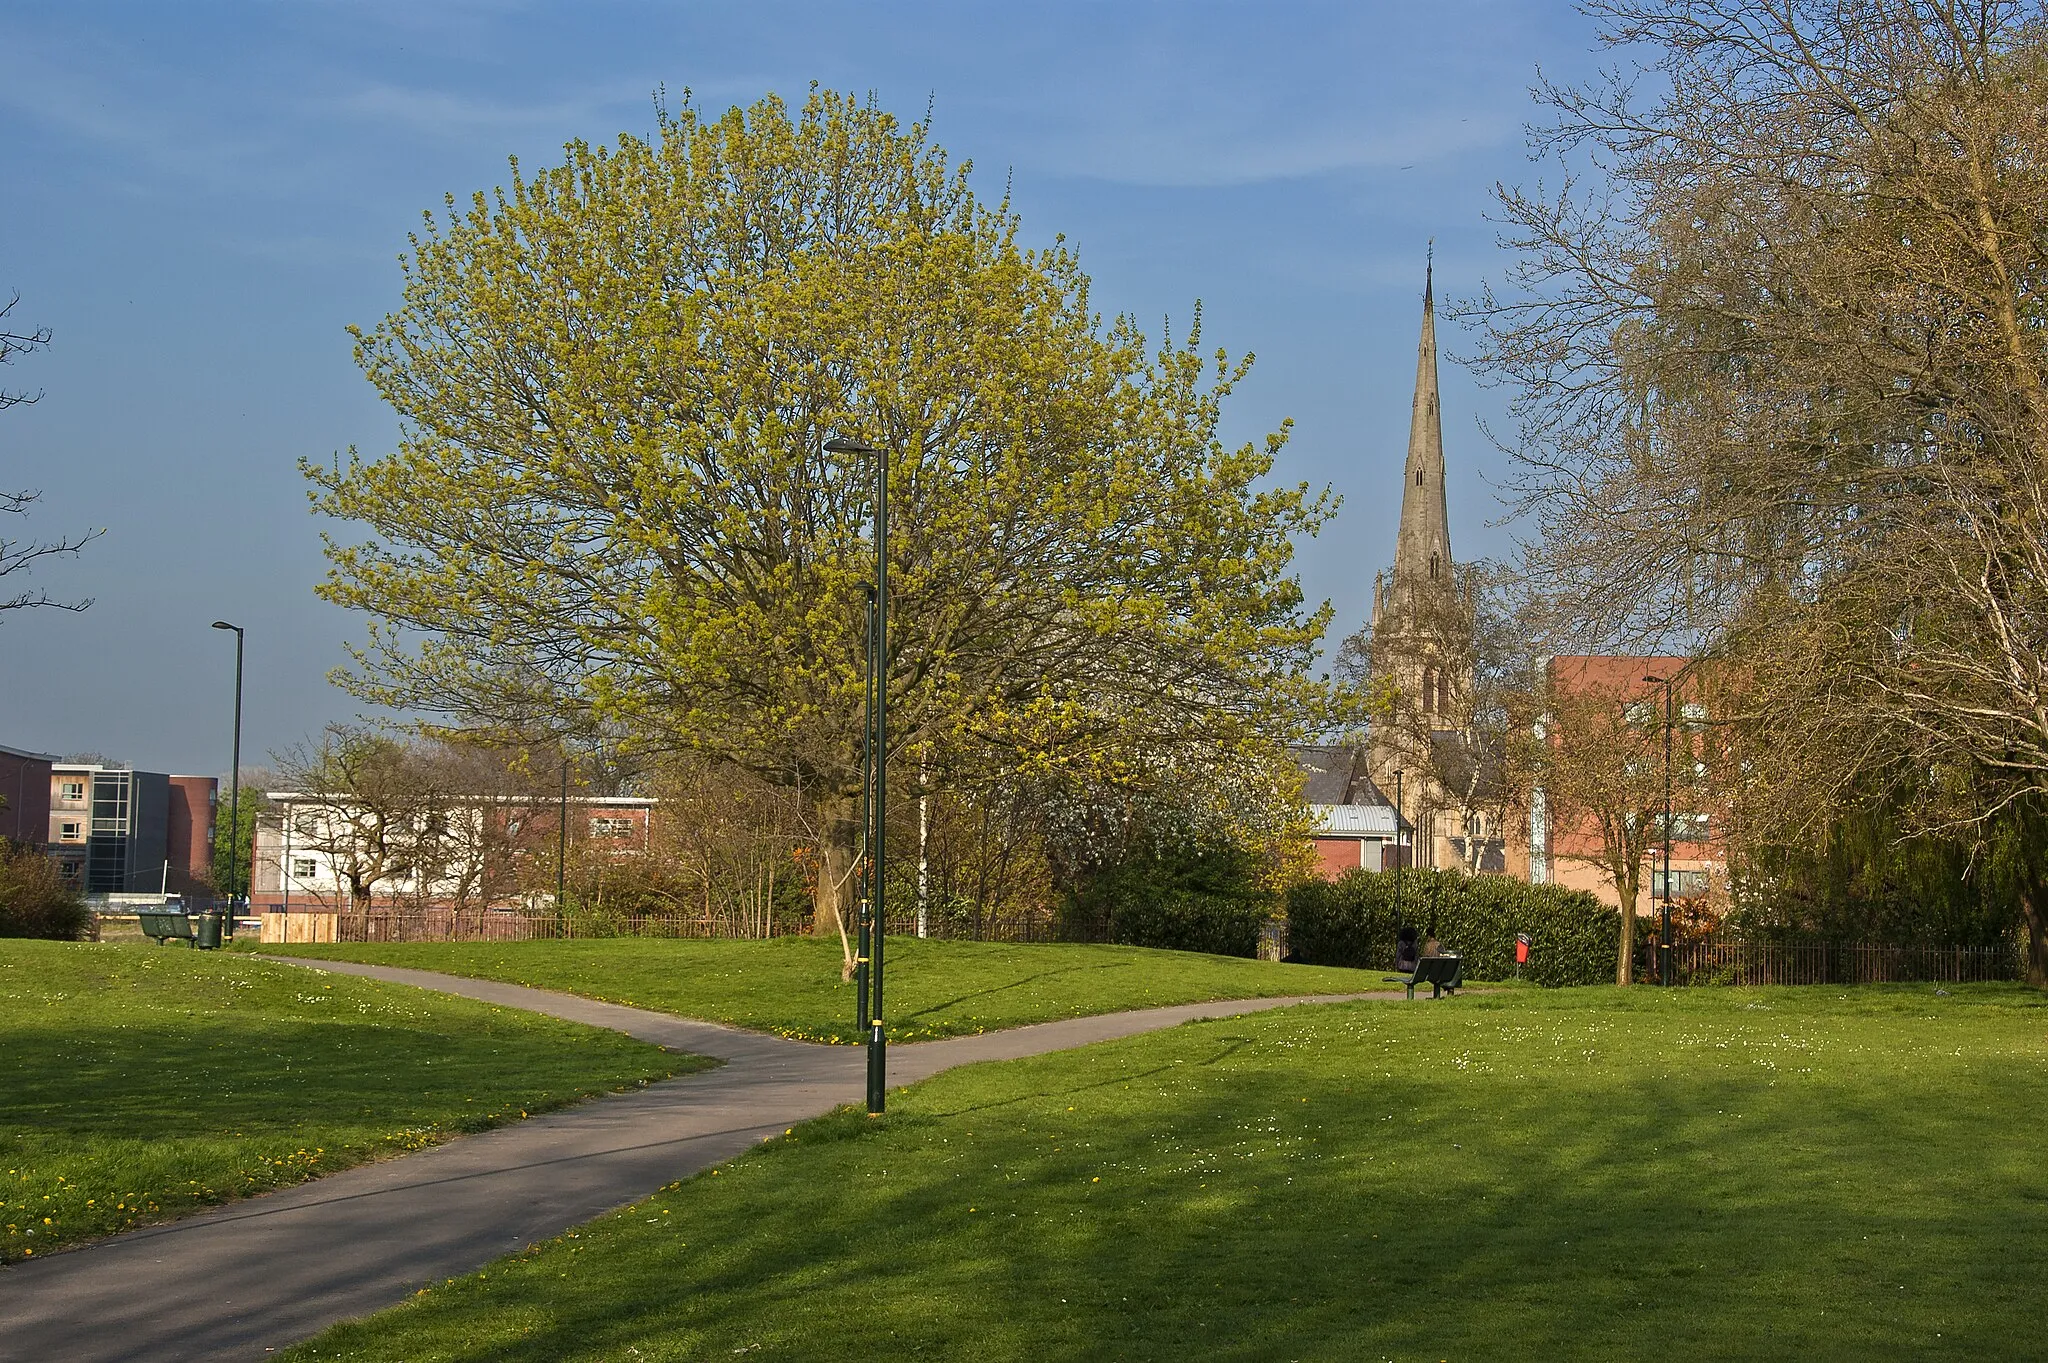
[265,937,1388,1043]
[1,942,694,1263]
[287,985,2047,1362]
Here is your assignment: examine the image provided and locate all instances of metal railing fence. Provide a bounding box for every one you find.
[1667,938,2018,986]
[322,907,1069,944]
[329,909,805,943]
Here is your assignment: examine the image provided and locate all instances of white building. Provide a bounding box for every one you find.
[248,791,655,913]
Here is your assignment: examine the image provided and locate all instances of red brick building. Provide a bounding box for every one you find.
[1528,656,1725,911]
[45,763,218,897]
[165,776,220,898]
[0,744,56,847]
[1294,744,1407,878]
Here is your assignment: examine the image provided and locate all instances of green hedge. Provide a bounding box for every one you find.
[1286,868,1618,987]
[1065,845,1272,958]
[1106,887,1267,958]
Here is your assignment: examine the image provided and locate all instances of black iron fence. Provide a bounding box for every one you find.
[325,909,805,943]
[1666,938,2019,986]
[878,910,1067,943]
[316,906,1067,944]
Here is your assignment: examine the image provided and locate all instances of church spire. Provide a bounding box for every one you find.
[1391,250,1453,604]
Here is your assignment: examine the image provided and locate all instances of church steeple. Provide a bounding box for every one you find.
[1390,251,1454,605]
[1369,253,1473,876]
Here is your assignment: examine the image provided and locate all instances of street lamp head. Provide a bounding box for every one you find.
[1642,674,1665,686]
[824,436,882,456]
[211,620,239,632]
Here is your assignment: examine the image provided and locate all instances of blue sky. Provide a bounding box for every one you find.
[0,0,1604,774]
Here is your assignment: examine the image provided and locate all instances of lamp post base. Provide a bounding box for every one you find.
[866,1020,886,1114]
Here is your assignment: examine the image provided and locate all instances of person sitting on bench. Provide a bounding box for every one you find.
[1423,935,1443,958]
[1394,926,1420,972]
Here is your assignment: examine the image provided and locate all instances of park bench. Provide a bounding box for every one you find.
[138,911,198,947]
[1386,954,1463,1000]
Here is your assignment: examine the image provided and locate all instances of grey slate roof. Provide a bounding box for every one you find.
[1288,744,1408,831]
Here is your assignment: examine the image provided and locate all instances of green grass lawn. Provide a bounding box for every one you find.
[264,936,1390,1043]
[0,941,695,1263]
[285,984,2048,1362]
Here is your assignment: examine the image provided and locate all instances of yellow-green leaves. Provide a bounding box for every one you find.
[312,88,1343,903]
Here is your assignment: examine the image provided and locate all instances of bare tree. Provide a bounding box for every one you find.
[1,293,98,617]
[1512,667,1675,984]
[0,292,50,414]
[400,741,541,912]
[635,758,806,936]
[272,726,442,914]
[1463,0,2048,982]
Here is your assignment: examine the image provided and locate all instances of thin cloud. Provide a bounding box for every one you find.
[0,30,290,190]
[1042,110,1518,189]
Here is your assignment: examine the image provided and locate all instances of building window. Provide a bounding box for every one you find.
[59,781,85,800]
[1416,469,1423,487]
[292,858,317,879]
[1653,868,1711,898]
[590,816,636,838]
[59,821,81,840]
[1654,812,1711,842]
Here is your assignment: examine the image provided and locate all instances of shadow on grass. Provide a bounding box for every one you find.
[293,1001,2048,1363]
[925,1035,1259,1121]
[893,962,1127,1025]
[2,1018,649,1140]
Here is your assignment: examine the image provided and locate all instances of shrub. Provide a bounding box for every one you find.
[1105,887,1268,958]
[0,841,93,941]
[1286,868,1618,986]
[1070,845,1272,958]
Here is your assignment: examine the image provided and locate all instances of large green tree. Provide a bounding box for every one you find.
[311,90,1339,935]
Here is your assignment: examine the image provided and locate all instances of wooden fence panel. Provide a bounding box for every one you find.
[260,911,339,944]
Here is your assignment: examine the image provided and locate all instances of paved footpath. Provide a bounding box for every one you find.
[0,959,1389,1362]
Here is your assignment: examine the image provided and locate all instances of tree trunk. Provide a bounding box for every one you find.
[2020,882,2048,990]
[1615,869,1638,986]
[812,794,859,939]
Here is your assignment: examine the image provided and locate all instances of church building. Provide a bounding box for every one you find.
[1303,261,1519,878]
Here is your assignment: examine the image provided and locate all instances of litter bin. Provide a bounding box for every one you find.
[196,912,224,950]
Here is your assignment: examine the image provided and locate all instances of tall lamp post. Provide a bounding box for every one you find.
[210,622,244,942]
[1642,674,1676,986]
[557,757,571,938]
[1392,768,1405,929]
[854,583,879,1032]
[826,435,889,1115]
